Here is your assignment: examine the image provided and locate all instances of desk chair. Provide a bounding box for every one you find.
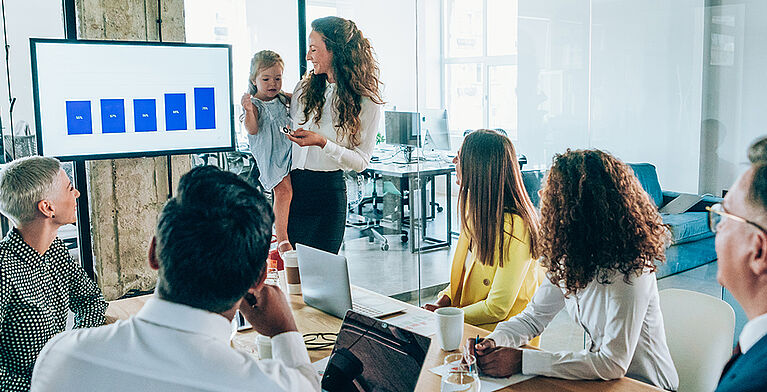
[344,172,407,251]
[659,288,734,392]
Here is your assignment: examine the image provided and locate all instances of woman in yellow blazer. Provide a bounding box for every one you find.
[424,130,544,341]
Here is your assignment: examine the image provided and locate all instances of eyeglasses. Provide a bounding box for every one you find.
[707,203,767,234]
[303,332,337,350]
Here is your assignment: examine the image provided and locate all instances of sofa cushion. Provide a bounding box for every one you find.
[662,212,714,245]
[628,163,663,208]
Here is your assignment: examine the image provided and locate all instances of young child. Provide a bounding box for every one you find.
[241,50,293,253]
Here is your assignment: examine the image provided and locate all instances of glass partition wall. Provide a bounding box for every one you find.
[183,0,713,306]
[185,0,457,306]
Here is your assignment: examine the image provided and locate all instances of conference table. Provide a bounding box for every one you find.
[232,287,661,392]
[107,288,660,391]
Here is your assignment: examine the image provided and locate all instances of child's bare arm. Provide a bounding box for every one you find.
[241,93,259,135]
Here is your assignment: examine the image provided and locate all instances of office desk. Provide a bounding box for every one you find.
[363,159,455,253]
[107,290,660,391]
[233,288,661,392]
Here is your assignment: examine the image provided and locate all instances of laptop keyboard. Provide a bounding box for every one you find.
[352,302,383,318]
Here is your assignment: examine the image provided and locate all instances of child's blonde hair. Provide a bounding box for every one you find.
[248,50,285,95]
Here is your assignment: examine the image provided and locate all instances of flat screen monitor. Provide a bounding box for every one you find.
[384,111,421,148]
[30,38,235,161]
[420,109,450,151]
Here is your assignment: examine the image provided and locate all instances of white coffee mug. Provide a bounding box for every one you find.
[435,307,464,351]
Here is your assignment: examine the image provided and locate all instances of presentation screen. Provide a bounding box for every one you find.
[30,39,234,161]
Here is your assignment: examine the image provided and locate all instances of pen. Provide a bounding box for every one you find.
[475,335,480,354]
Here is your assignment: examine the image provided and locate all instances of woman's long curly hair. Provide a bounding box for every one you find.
[459,130,540,267]
[538,149,669,296]
[298,16,384,148]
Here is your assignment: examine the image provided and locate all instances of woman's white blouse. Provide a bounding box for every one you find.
[289,82,381,172]
[486,271,679,391]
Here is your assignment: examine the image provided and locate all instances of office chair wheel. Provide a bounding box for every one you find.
[368,236,375,243]
[437,206,444,213]
[381,243,389,251]
[401,235,408,243]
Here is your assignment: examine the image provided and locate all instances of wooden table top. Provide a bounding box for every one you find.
[108,289,661,391]
[231,287,662,392]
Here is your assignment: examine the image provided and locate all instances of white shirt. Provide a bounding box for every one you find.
[739,312,767,354]
[30,297,320,392]
[289,81,381,172]
[487,271,679,391]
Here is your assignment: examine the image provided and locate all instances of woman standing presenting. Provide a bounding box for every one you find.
[287,16,383,254]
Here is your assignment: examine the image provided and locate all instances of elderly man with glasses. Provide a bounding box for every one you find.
[708,141,767,392]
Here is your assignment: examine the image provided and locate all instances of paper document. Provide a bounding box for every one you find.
[430,364,536,392]
[313,356,330,378]
[385,312,437,337]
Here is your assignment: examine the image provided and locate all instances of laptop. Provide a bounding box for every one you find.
[296,244,405,319]
[322,310,431,392]
[659,193,704,214]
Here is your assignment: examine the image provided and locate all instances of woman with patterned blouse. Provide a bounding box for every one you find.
[0,156,107,391]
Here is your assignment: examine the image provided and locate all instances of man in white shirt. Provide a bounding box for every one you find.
[714,149,767,392]
[30,166,321,391]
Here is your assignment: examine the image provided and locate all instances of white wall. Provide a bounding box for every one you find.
[0,0,64,143]
[699,1,766,196]
[589,0,704,193]
[516,0,704,193]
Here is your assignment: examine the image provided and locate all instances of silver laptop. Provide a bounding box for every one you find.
[659,193,704,214]
[296,244,405,319]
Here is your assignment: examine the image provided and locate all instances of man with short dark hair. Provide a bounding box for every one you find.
[30,166,320,391]
[711,161,767,392]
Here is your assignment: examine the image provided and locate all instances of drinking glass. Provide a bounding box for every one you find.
[441,353,480,392]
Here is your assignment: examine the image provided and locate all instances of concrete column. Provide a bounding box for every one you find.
[75,0,190,300]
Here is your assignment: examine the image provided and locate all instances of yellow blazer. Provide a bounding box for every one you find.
[439,213,544,342]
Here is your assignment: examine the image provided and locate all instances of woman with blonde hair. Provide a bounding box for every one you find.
[424,130,544,336]
[0,156,106,391]
[285,16,383,254]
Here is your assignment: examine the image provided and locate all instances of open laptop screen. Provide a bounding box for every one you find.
[322,311,431,392]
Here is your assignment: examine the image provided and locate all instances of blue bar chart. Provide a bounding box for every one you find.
[133,99,157,132]
[65,101,93,135]
[100,99,126,134]
[64,87,216,135]
[194,87,215,129]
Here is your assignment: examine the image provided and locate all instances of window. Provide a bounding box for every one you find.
[443,0,518,141]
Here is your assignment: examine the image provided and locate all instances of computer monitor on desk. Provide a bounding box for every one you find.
[420,109,450,151]
[385,111,420,162]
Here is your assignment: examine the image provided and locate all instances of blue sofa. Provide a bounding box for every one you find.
[628,163,721,278]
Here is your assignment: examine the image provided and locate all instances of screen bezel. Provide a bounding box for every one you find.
[30,38,236,162]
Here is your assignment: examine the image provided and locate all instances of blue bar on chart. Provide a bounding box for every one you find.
[65,101,93,135]
[100,99,126,134]
[194,87,215,130]
[164,93,187,131]
[133,99,157,132]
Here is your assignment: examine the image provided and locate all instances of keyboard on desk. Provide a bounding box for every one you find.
[352,299,405,318]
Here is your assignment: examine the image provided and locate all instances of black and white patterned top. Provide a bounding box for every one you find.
[0,228,107,391]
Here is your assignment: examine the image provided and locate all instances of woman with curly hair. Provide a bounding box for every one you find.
[285,16,383,253]
[471,149,679,391]
[423,130,545,335]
